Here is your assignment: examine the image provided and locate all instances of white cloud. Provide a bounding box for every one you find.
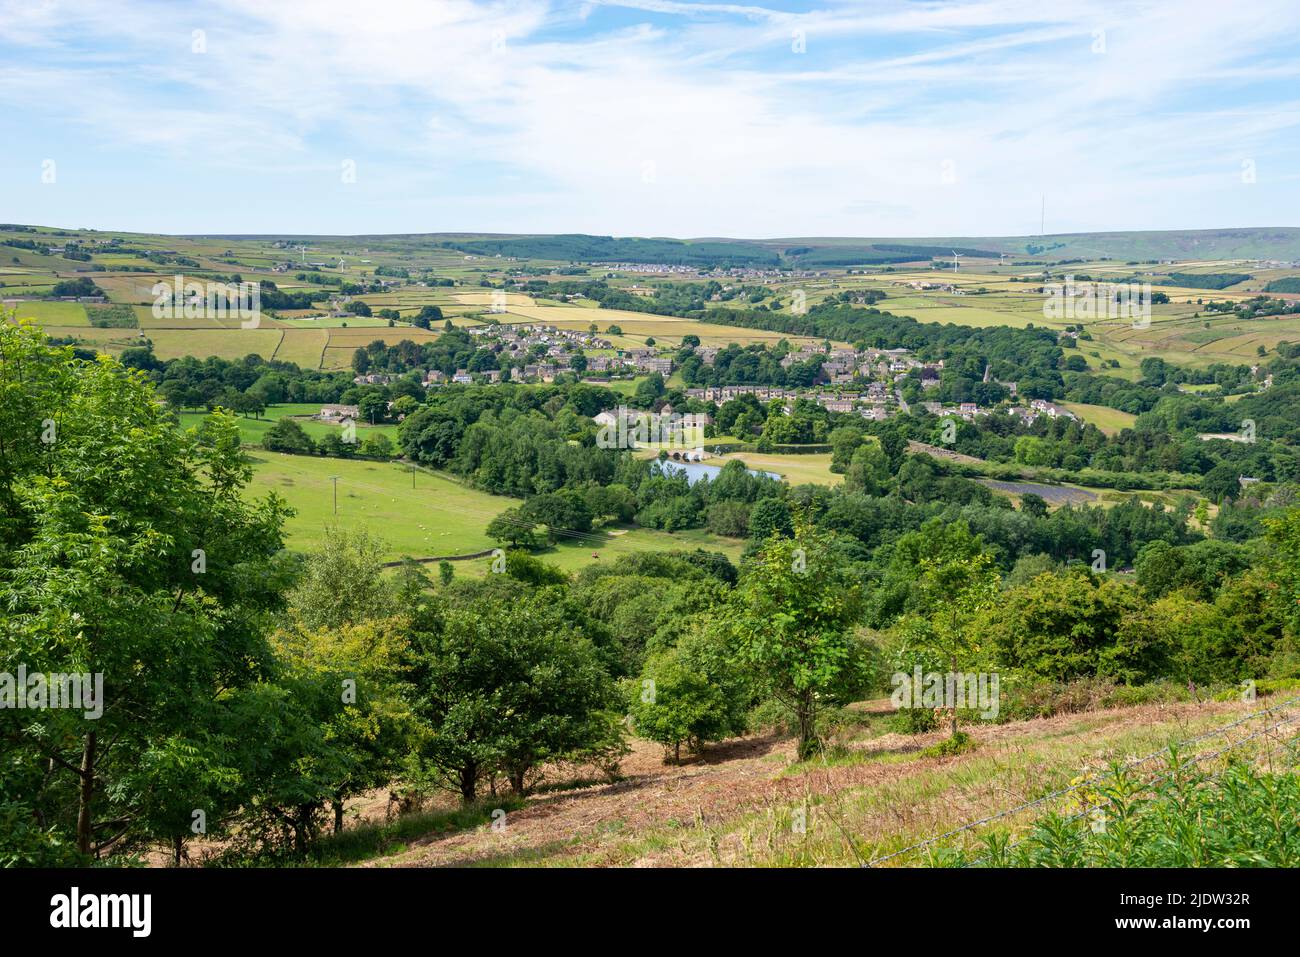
[1,0,1298,234]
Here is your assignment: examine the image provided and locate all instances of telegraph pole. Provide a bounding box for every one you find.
[331,475,339,515]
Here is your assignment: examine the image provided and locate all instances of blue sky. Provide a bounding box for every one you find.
[2,0,1298,237]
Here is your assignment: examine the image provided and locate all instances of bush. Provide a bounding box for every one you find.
[890,707,938,734]
[625,632,747,762]
[262,417,316,455]
[953,757,1300,867]
[920,731,974,758]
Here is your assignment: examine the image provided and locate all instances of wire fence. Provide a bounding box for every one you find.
[971,708,1300,865]
[865,692,1300,867]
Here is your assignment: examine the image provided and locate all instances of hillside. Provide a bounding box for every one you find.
[10,224,1300,271]
[346,693,1296,868]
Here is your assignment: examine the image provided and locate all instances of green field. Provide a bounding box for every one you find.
[179,404,400,445]
[245,452,508,560]
[242,450,745,570]
[714,450,842,486]
[4,300,89,325]
[496,300,834,349]
[1058,402,1139,435]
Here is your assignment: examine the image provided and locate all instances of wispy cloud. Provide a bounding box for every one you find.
[1,0,1297,235]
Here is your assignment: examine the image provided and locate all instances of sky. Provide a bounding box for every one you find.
[2,0,1299,238]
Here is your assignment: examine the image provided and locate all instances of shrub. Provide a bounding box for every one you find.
[953,756,1300,867]
[920,731,974,758]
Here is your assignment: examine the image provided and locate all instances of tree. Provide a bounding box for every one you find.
[1019,492,1049,518]
[317,431,355,458]
[1266,508,1300,640]
[984,569,1145,682]
[486,508,538,548]
[748,497,793,542]
[725,523,867,758]
[843,441,890,496]
[270,617,412,836]
[634,372,665,406]
[893,540,1000,740]
[409,586,617,800]
[411,305,443,329]
[357,392,389,425]
[359,433,394,459]
[829,426,865,473]
[390,395,420,418]
[261,417,316,455]
[625,631,747,762]
[519,491,592,542]
[504,548,569,586]
[1202,462,1242,503]
[51,277,105,298]
[0,322,291,862]
[706,500,750,537]
[287,526,394,631]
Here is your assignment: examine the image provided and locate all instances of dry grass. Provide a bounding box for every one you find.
[360,695,1276,868]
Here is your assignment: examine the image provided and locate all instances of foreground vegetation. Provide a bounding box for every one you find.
[4,294,1300,868]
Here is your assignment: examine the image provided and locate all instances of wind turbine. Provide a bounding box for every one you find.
[951,250,962,272]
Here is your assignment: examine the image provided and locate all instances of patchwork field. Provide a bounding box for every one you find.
[10,242,1295,378]
[495,301,832,349]
[745,262,1299,376]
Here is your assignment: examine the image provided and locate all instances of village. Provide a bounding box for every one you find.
[339,320,1079,435]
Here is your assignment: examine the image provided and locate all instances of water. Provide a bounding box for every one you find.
[653,460,782,485]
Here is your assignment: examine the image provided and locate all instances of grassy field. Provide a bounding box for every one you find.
[496,300,835,349]
[713,450,842,486]
[1059,402,1139,435]
[2,300,89,325]
[532,525,745,574]
[244,452,510,560]
[272,328,330,367]
[241,450,745,571]
[179,404,401,445]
